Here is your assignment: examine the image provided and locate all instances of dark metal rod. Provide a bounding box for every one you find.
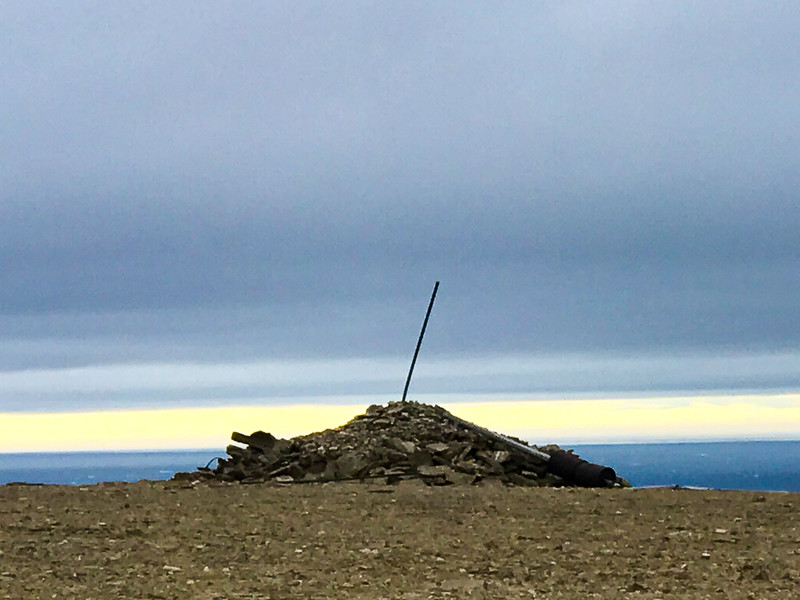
[402,281,439,402]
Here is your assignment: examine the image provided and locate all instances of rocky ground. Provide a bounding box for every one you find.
[1,479,798,599]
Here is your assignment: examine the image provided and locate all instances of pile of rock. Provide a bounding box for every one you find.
[188,401,620,487]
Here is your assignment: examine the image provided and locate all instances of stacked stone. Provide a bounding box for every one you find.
[197,401,576,486]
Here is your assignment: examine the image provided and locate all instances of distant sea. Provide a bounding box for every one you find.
[0,450,222,487]
[572,440,800,492]
[0,441,798,492]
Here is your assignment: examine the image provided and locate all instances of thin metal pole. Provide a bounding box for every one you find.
[402,281,439,402]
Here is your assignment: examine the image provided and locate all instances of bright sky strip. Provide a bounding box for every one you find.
[2,394,798,453]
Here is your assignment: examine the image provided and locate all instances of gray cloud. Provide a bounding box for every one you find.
[1,2,799,405]
[2,349,799,413]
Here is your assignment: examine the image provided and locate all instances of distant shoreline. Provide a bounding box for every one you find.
[3,441,799,492]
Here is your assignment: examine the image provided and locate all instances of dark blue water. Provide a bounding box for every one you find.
[572,440,800,492]
[0,450,222,486]
[1,441,798,491]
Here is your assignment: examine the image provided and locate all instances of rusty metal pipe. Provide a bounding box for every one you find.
[546,448,617,488]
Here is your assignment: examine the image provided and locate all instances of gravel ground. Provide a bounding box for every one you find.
[1,480,798,599]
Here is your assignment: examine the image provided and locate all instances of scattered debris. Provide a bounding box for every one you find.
[179,401,625,487]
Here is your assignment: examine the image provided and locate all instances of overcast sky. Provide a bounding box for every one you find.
[2,2,799,413]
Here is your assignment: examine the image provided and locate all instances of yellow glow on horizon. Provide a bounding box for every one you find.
[1,393,799,452]
[0,404,369,452]
[448,395,800,442]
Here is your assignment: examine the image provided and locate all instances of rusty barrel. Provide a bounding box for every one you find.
[547,449,617,487]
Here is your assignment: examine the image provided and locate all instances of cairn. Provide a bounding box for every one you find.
[183,401,623,487]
